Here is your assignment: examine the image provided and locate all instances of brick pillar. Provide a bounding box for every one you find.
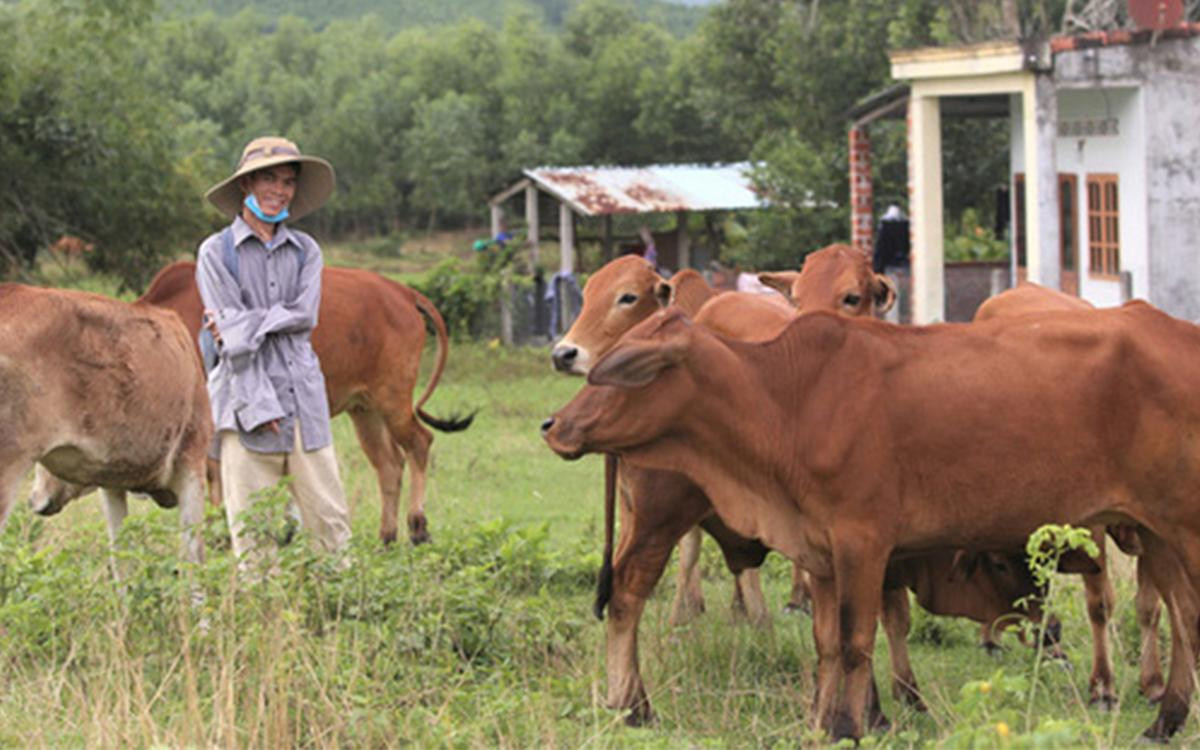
[848,125,874,254]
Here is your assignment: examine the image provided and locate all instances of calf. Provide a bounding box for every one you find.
[543,304,1200,742]
[0,285,211,564]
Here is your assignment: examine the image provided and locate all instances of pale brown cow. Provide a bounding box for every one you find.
[0,285,211,564]
[139,261,472,545]
[543,303,1200,742]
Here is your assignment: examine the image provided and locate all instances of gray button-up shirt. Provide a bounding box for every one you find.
[196,216,332,454]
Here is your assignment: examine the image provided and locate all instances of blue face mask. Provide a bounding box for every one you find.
[244,193,290,224]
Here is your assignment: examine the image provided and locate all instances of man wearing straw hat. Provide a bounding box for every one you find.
[196,136,350,563]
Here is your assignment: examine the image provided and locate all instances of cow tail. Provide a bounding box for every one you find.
[594,453,617,621]
[411,288,476,432]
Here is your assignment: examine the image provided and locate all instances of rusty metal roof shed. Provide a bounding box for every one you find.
[521,162,765,217]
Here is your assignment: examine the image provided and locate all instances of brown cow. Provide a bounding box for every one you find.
[552,248,900,723]
[543,303,1200,742]
[0,285,211,564]
[139,261,472,545]
[975,281,1163,703]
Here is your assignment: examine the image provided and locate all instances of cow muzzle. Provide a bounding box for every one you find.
[541,416,585,460]
[551,343,589,375]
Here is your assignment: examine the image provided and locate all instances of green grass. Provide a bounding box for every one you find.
[0,338,1191,748]
[4,250,1196,747]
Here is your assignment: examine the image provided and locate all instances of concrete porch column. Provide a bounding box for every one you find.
[908,94,944,323]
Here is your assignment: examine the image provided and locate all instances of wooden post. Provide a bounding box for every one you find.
[490,204,502,239]
[603,215,614,262]
[559,202,575,274]
[525,184,540,268]
[675,210,690,270]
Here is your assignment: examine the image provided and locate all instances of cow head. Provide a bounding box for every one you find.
[759,244,895,318]
[29,464,94,516]
[552,256,663,375]
[543,309,697,458]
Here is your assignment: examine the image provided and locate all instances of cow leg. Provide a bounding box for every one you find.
[349,408,406,545]
[206,456,222,507]
[808,573,840,735]
[1082,559,1117,709]
[668,526,705,626]
[731,567,770,628]
[784,561,812,614]
[606,475,712,724]
[698,513,770,627]
[100,488,129,583]
[880,584,925,710]
[174,468,206,566]
[0,459,32,529]
[1136,557,1165,702]
[979,622,1004,655]
[387,411,434,546]
[829,536,889,741]
[1139,542,1198,742]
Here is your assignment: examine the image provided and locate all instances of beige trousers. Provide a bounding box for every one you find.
[220,428,351,560]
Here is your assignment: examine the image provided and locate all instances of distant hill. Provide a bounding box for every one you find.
[156,0,711,34]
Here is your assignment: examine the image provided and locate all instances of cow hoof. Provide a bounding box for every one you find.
[830,711,861,743]
[408,515,431,545]
[868,708,892,732]
[623,701,654,727]
[1090,693,1118,712]
[379,529,398,546]
[894,683,926,712]
[783,600,811,616]
[1142,680,1165,704]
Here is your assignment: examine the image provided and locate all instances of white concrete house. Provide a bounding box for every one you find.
[883,25,1200,322]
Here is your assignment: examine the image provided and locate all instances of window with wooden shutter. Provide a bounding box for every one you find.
[1086,174,1119,277]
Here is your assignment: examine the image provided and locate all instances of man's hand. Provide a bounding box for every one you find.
[257,419,282,435]
[203,310,222,345]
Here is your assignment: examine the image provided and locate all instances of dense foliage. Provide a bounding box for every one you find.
[4,0,1179,286]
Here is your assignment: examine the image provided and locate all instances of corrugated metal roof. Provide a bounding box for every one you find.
[522,163,765,217]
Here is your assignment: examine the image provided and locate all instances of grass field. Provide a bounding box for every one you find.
[4,243,1195,747]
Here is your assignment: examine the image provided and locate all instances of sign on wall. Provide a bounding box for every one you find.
[1058,117,1120,137]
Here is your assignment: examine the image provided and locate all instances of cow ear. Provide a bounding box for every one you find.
[758,271,798,301]
[588,338,686,388]
[654,281,673,309]
[872,274,897,314]
[947,549,978,582]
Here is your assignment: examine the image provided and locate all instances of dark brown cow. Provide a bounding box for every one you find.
[139,261,472,545]
[543,304,1200,742]
[0,285,211,564]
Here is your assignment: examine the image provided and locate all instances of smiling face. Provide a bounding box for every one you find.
[240,163,299,217]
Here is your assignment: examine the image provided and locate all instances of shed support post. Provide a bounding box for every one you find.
[525,185,540,268]
[559,202,575,274]
[676,210,690,270]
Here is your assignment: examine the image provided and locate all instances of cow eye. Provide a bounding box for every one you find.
[618,293,638,306]
[842,293,862,307]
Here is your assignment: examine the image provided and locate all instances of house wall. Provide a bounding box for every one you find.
[1009,35,1200,320]
[1010,86,1145,310]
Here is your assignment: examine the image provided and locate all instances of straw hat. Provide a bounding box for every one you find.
[205,136,335,222]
